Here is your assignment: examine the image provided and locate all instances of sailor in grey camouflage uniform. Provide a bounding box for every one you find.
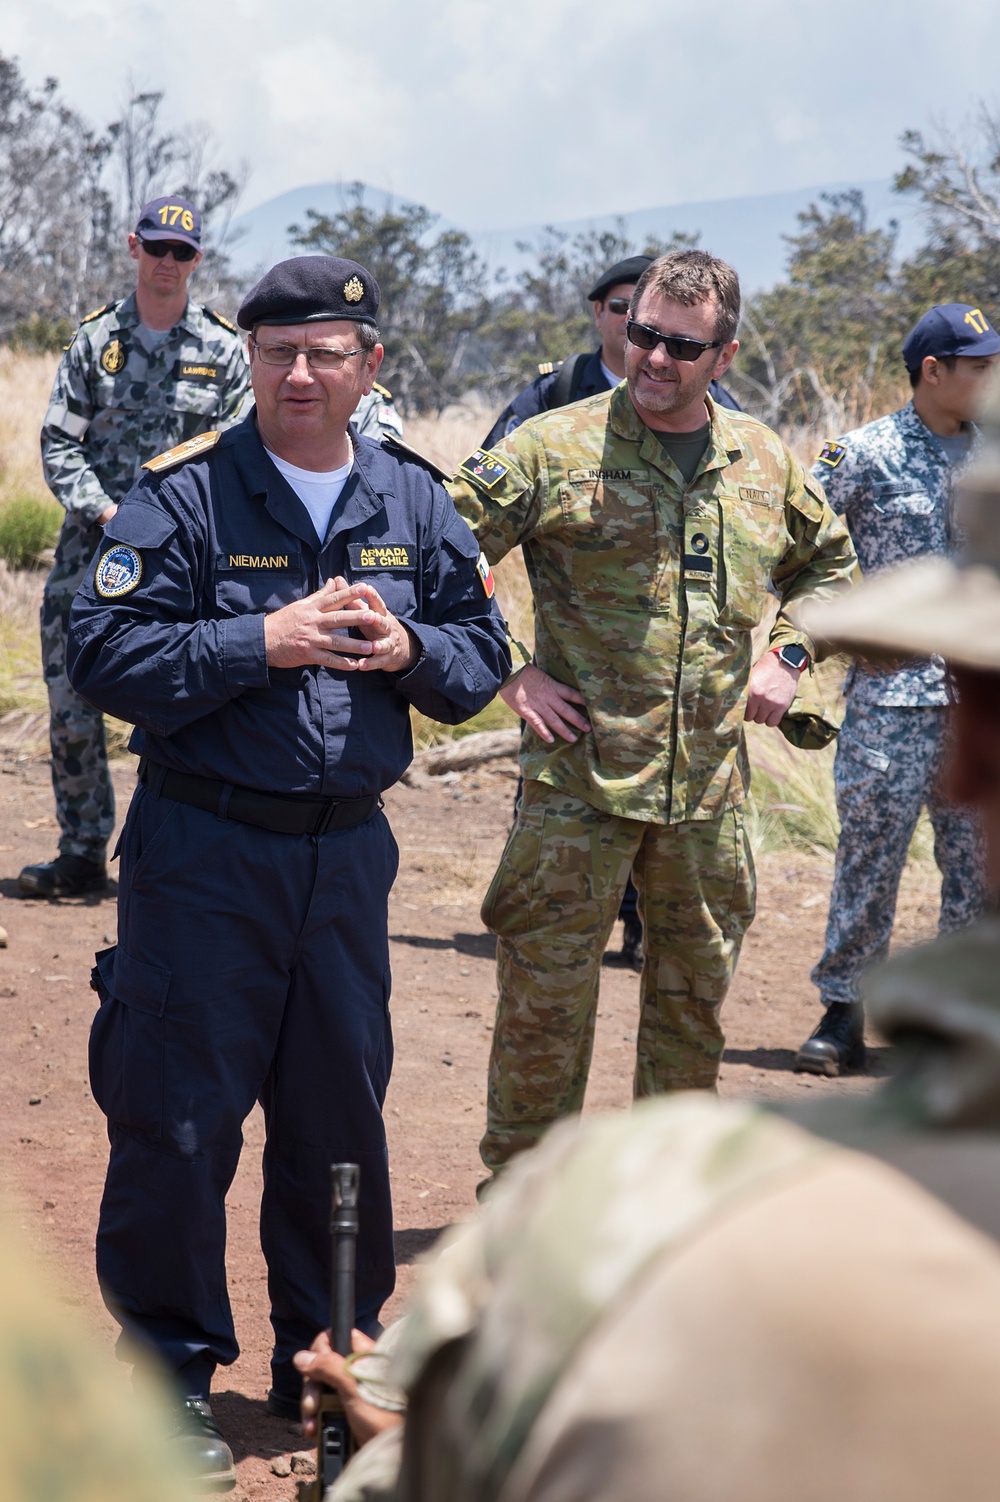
[20,194,249,899]
[796,303,1000,1076]
[352,382,403,442]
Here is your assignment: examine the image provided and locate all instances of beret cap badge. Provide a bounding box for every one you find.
[343,276,365,303]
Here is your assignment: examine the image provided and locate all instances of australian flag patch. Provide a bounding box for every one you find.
[460,450,509,489]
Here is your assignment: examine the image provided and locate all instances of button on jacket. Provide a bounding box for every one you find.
[449,385,856,825]
[66,412,510,794]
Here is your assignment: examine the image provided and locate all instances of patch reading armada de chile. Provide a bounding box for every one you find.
[95,544,143,598]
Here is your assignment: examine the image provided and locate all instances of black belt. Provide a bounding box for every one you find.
[138,759,380,836]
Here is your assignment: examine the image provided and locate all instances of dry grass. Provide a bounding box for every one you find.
[0,349,58,510]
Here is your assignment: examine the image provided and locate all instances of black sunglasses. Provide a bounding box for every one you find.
[626,319,721,362]
[605,297,631,315]
[139,238,199,262]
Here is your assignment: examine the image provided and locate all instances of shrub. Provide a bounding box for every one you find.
[0,494,62,568]
[8,314,75,354]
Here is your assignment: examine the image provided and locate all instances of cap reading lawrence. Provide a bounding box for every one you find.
[237,256,380,330]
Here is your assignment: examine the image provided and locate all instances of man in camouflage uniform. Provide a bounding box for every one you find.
[353,382,403,443]
[795,303,999,1077]
[298,382,1000,1500]
[19,194,249,898]
[448,250,856,1177]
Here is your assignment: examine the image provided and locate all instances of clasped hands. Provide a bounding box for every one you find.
[264,575,420,673]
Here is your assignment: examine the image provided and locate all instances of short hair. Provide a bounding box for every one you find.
[909,353,957,389]
[629,250,741,344]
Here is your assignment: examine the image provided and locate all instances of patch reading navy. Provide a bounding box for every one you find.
[739,486,770,505]
[95,544,143,598]
[460,450,509,489]
[348,542,415,572]
[817,441,847,469]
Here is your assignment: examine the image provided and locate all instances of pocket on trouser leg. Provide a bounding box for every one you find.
[481,796,546,937]
[88,944,171,1139]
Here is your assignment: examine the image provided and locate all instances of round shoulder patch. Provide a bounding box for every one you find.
[95,544,143,599]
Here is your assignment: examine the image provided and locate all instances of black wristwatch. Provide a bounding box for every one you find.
[772,643,810,673]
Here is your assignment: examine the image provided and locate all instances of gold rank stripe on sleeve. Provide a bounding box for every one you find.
[142,430,221,472]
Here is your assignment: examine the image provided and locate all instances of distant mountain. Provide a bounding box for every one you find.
[229,178,923,294]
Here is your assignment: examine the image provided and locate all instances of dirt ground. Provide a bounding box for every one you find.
[0,749,942,1498]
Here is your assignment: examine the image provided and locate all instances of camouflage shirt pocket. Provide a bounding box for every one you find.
[716,492,785,629]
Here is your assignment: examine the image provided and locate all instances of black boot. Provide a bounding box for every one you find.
[168,1399,237,1492]
[621,916,644,973]
[18,852,108,898]
[794,1002,866,1077]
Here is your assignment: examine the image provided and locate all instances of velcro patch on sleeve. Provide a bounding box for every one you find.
[816,441,847,469]
[95,544,143,598]
[476,551,495,598]
[347,543,416,572]
[459,450,509,489]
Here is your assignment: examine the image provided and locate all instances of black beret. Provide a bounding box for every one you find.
[587,255,654,303]
[237,255,380,330]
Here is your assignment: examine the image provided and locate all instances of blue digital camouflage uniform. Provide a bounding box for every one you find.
[65,412,510,1407]
[40,292,249,862]
[810,401,989,1008]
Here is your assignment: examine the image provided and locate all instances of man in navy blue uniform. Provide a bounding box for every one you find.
[66,255,510,1486]
[483,254,741,450]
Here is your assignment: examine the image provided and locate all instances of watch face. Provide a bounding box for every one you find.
[779,644,809,670]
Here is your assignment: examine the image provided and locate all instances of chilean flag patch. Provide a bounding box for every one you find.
[476,552,495,599]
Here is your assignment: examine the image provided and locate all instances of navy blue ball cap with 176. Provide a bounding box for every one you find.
[902,303,1000,371]
[586,255,654,303]
[134,195,202,250]
[237,256,381,331]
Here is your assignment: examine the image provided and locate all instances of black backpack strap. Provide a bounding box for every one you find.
[546,351,589,410]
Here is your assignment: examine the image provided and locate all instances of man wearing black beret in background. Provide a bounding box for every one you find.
[65,255,510,1486]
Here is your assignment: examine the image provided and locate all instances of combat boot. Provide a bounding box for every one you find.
[621,915,644,973]
[168,1399,237,1492]
[18,852,107,898]
[794,1002,866,1077]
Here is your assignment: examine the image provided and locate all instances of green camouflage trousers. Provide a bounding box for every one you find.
[40,515,115,861]
[479,780,756,1172]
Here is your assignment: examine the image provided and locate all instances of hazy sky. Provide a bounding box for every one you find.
[5,0,999,227]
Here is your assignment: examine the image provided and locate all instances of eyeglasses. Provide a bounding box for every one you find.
[251,341,364,371]
[605,298,631,315]
[626,319,722,362]
[139,238,199,262]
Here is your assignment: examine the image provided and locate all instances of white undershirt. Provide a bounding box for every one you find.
[600,357,620,387]
[265,448,354,543]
